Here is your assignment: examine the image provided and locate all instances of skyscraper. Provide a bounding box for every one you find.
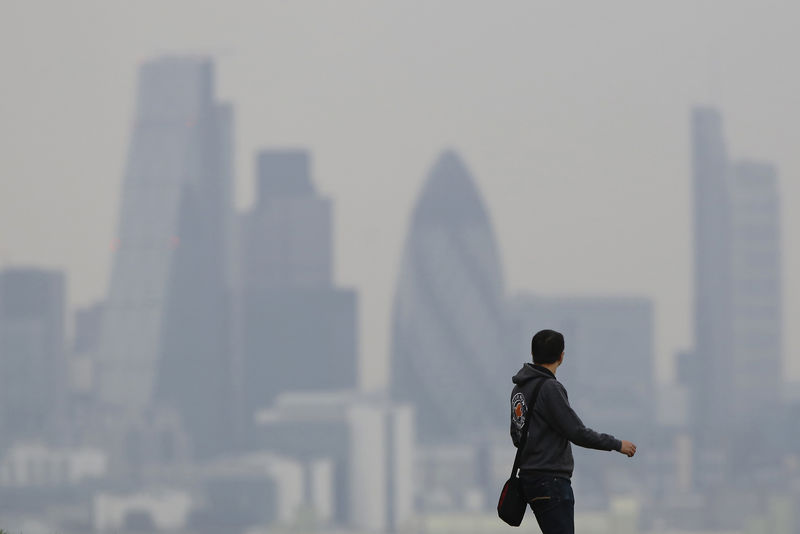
[391,150,507,443]
[729,160,782,418]
[74,302,104,357]
[153,100,235,459]
[68,302,103,407]
[98,57,233,413]
[0,268,65,448]
[688,108,783,443]
[689,107,733,441]
[237,150,358,437]
[241,150,332,291]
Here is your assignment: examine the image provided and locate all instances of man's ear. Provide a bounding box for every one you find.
[557,351,565,366]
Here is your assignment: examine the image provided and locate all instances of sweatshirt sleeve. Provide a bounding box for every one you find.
[510,391,522,448]
[537,381,621,452]
[511,418,520,448]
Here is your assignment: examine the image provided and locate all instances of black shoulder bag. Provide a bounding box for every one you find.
[497,376,549,526]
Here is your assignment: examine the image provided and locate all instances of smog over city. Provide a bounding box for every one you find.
[1,2,799,533]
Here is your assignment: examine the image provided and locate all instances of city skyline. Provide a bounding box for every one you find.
[4,2,800,392]
[0,49,795,530]
[2,2,800,531]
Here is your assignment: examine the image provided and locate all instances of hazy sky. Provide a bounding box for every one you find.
[2,1,799,389]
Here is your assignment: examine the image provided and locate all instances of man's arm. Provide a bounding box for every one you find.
[511,418,521,448]
[537,381,622,452]
[510,394,522,448]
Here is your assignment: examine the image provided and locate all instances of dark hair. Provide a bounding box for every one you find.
[531,329,564,364]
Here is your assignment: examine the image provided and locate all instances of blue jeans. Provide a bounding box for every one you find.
[520,475,574,534]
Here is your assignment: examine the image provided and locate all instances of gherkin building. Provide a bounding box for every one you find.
[391,150,509,443]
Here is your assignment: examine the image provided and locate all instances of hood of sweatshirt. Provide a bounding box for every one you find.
[512,362,556,386]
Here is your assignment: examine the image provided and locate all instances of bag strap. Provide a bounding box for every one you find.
[510,376,551,478]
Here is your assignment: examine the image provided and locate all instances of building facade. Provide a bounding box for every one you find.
[0,268,66,449]
[729,160,782,418]
[255,391,415,532]
[688,108,783,442]
[391,150,508,443]
[236,150,358,439]
[98,56,233,412]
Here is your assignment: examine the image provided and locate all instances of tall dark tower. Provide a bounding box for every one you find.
[390,150,507,443]
[154,100,235,459]
[237,150,358,442]
[688,108,783,455]
[99,56,233,415]
[689,107,733,443]
[728,161,782,418]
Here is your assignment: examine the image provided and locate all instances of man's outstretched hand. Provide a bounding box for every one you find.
[618,440,637,457]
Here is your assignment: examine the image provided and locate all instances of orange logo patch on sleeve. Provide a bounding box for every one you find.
[511,392,527,429]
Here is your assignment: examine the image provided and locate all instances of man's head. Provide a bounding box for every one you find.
[531,329,565,366]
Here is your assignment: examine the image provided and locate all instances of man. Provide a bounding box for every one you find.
[510,329,636,534]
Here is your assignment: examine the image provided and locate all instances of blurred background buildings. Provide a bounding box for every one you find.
[391,151,508,444]
[0,17,799,534]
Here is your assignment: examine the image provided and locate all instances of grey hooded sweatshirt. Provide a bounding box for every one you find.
[510,363,621,480]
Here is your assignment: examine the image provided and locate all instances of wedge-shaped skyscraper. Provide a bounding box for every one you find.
[99,57,233,418]
[391,150,507,443]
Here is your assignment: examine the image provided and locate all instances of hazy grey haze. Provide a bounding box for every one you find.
[2,0,800,389]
